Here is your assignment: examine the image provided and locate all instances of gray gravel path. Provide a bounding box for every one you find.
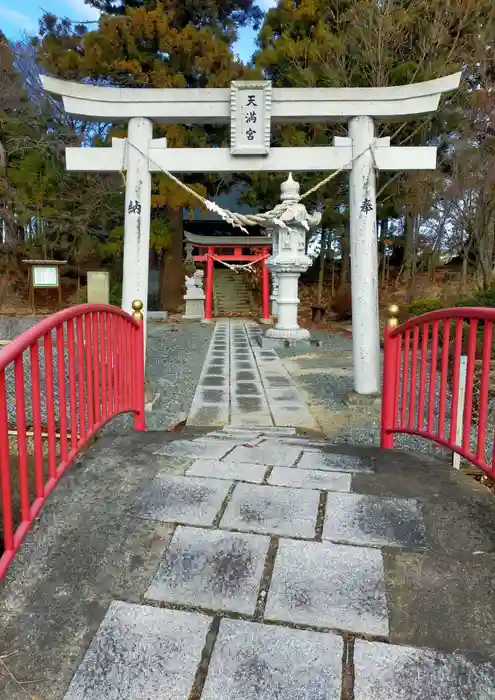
[0,316,43,340]
[145,319,214,430]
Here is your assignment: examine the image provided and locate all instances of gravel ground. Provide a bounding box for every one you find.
[144,319,213,430]
[0,316,43,340]
[276,329,473,461]
[101,318,213,433]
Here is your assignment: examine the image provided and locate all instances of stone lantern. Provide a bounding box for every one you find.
[262,173,321,346]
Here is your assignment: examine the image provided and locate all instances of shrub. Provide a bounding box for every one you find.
[109,281,122,307]
[408,298,444,316]
[455,286,495,309]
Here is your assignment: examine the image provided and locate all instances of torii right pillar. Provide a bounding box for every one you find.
[336,79,462,397]
[348,116,381,397]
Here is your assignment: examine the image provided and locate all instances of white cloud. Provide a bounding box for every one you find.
[0,6,36,30]
[259,0,278,8]
[65,0,100,21]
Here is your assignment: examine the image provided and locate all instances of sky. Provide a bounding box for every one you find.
[0,0,276,62]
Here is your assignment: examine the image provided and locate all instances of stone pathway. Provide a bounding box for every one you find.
[187,319,316,430]
[15,427,486,699]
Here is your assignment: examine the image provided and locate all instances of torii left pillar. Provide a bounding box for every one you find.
[122,117,153,345]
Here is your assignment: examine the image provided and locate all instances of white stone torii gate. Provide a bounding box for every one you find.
[41,73,461,396]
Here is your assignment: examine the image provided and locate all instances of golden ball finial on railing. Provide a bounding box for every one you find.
[388,303,399,329]
[132,299,144,321]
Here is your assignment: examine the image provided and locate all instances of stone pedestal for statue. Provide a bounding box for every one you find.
[260,174,321,349]
[183,270,205,320]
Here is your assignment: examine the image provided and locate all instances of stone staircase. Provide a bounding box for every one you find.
[213,267,253,315]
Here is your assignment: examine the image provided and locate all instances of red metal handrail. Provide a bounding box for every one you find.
[381,307,495,478]
[0,304,145,580]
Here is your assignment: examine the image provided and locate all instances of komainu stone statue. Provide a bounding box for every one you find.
[183,269,205,319]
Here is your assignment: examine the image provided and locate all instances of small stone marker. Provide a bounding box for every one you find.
[87,270,110,304]
[201,619,343,700]
[62,601,210,700]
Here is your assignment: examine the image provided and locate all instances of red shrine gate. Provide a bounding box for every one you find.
[185,233,272,322]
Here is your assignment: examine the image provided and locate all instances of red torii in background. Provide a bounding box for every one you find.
[185,232,272,322]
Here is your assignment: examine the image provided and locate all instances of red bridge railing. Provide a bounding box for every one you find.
[381,306,495,478]
[0,303,145,580]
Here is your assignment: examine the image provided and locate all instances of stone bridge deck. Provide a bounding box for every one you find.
[1,425,495,699]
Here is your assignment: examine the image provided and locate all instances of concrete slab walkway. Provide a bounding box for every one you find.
[187,319,316,430]
[1,425,495,699]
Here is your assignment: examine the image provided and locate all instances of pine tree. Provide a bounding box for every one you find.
[36,0,262,310]
[254,0,494,290]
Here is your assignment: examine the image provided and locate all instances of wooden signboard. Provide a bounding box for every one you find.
[23,259,67,311]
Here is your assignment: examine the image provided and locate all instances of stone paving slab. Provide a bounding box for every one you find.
[199,389,230,404]
[270,406,316,429]
[353,639,495,700]
[217,429,265,440]
[265,539,389,636]
[269,466,351,492]
[232,360,257,370]
[191,434,261,444]
[146,526,269,615]
[234,381,264,395]
[225,443,302,466]
[186,459,268,483]
[154,438,236,460]
[231,395,270,414]
[298,451,375,473]
[260,373,296,388]
[221,483,319,538]
[62,601,210,700]
[230,413,274,427]
[264,387,303,402]
[323,493,427,548]
[201,376,229,388]
[262,437,328,448]
[225,426,296,436]
[187,405,230,426]
[201,618,343,700]
[133,474,231,526]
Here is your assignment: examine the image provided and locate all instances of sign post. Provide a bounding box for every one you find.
[453,355,468,471]
[23,260,66,313]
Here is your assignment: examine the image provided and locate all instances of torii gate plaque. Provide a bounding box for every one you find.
[42,72,461,394]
